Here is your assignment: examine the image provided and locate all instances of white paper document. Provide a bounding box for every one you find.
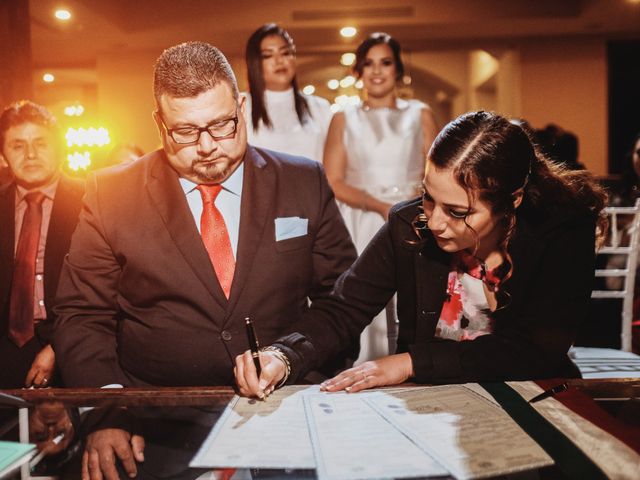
[190,385,317,469]
[304,392,449,480]
[366,385,553,479]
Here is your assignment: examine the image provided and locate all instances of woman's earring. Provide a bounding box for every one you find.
[412,212,430,239]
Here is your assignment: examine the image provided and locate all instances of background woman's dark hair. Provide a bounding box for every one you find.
[428,111,607,282]
[619,131,640,204]
[245,23,310,132]
[353,32,405,81]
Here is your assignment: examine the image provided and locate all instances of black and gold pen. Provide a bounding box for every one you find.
[245,317,262,376]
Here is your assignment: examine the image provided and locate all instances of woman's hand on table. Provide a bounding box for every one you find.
[320,353,414,393]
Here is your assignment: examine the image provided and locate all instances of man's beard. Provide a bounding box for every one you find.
[191,156,235,184]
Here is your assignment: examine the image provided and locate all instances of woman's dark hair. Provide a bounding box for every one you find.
[353,32,404,81]
[619,132,640,204]
[426,111,607,282]
[245,23,310,132]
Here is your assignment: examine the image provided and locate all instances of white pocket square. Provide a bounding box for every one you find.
[275,216,308,241]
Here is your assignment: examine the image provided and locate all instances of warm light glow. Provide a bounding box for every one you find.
[64,104,85,116]
[340,53,356,66]
[302,85,316,95]
[67,151,91,171]
[327,79,340,90]
[54,9,72,20]
[66,127,111,147]
[435,90,449,103]
[334,95,361,108]
[340,75,356,88]
[340,26,357,38]
[355,79,364,89]
[330,104,342,113]
[42,73,55,83]
[402,75,412,85]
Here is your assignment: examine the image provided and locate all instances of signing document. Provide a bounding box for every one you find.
[304,392,448,479]
[190,385,317,469]
[192,385,553,478]
[366,386,553,479]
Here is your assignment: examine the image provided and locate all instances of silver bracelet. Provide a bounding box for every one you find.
[259,346,291,388]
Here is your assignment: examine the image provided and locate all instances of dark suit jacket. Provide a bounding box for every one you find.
[275,198,596,383]
[52,146,357,388]
[0,175,85,388]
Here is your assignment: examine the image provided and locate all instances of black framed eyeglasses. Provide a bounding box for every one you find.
[158,113,239,144]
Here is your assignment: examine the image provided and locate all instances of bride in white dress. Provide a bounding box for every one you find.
[243,23,332,162]
[324,32,439,364]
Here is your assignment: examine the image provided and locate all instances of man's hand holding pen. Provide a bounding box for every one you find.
[234,348,288,399]
[235,318,291,399]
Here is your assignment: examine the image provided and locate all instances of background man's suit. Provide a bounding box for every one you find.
[0,176,84,388]
[53,146,357,388]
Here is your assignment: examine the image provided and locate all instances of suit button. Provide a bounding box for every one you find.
[221,330,232,341]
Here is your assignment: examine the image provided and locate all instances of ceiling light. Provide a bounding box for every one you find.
[340,53,356,66]
[302,85,316,95]
[54,9,72,20]
[355,80,363,89]
[42,73,55,83]
[340,26,357,38]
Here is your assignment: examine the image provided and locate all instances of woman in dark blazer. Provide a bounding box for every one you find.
[234,111,607,398]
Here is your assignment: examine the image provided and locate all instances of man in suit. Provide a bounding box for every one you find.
[0,100,84,389]
[0,100,81,458]
[52,41,356,478]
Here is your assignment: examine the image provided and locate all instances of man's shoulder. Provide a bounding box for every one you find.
[92,149,163,184]
[58,173,86,196]
[248,145,322,175]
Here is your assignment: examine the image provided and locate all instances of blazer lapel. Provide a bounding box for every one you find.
[0,184,15,319]
[43,176,84,310]
[145,152,227,307]
[224,147,273,320]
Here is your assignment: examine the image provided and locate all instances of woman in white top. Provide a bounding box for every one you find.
[324,32,439,363]
[244,23,332,162]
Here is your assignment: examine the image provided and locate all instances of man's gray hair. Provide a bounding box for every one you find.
[153,41,239,107]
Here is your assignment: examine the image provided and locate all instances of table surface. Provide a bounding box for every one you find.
[1,379,639,479]
[1,377,639,407]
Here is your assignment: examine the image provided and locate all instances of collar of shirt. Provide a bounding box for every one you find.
[178,162,244,198]
[15,177,59,205]
[179,163,244,258]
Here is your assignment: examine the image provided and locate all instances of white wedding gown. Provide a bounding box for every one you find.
[339,98,427,364]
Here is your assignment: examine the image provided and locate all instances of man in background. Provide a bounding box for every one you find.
[0,100,82,456]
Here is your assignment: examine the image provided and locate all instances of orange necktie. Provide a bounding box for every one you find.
[8,192,45,347]
[197,185,235,298]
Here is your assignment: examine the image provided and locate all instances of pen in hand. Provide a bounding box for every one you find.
[529,382,569,403]
[245,317,262,377]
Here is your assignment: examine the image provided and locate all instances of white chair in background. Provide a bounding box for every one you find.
[570,199,640,378]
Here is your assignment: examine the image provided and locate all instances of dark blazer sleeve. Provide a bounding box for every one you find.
[307,161,359,300]
[275,214,398,381]
[408,214,596,383]
[52,173,129,387]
